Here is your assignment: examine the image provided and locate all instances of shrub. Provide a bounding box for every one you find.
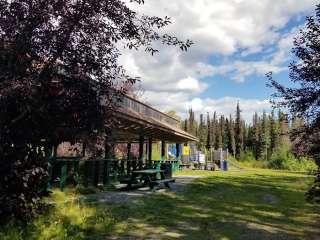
[268,147,292,169]
[268,147,317,171]
[0,145,49,222]
[239,151,256,162]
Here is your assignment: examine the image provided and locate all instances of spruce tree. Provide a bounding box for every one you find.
[246,125,254,153]
[235,102,243,159]
[206,113,212,150]
[188,108,197,136]
[227,115,236,156]
[183,119,188,132]
[242,121,247,152]
[216,117,223,150]
[253,112,261,159]
[220,115,227,149]
[269,110,279,154]
[260,111,270,161]
[198,113,206,150]
[279,110,290,148]
[214,112,221,150]
[211,112,217,149]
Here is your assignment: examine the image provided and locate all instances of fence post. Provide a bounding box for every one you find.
[46,145,55,190]
[60,161,67,191]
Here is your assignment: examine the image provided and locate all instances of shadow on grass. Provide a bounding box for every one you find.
[106,173,319,240]
[1,172,319,240]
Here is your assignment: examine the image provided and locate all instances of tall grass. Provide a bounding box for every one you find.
[0,190,116,240]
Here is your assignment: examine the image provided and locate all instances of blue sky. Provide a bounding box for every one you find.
[120,0,318,122]
[203,15,307,100]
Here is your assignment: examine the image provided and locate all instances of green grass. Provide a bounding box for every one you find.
[1,169,319,240]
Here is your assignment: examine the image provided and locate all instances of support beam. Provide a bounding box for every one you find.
[127,142,132,175]
[104,129,113,184]
[138,136,144,169]
[161,140,166,161]
[148,138,152,167]
[176,143,180,159]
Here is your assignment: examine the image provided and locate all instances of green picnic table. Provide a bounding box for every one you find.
[125,169,175,190]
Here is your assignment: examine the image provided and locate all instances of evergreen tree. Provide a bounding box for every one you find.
[188,108,197,136]
[246,125,254,152]
[252,112,261,159]
[291,115,306,157]
[206,113,212,150]
[269,110,279,154]
[198,113,206,150]
[260,111,270,161]
[183,119,188,132]
[242,120,247,152]
[211,112,217,149]
[279,111,290,148]
[214,112,221,149]
[216,117,223,150]
[220,115,227,149]
[235,102,243,159]
[227,115,236,156]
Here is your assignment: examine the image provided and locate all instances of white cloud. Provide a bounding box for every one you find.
[177,77,207,93]
[120,0,316,118]
[208,60,286,83]
[186,97,271,123]
[141,90,271,123]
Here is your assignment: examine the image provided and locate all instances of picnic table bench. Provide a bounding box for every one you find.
[123,169,175,190]
[150,178,175,189]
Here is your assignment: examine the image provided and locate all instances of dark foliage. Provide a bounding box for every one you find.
[268,4,320,202]
[0,0,192,221]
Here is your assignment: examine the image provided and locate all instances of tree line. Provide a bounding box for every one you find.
[182,103,308,163]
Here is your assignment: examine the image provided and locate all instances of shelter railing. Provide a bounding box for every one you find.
[51,158,180,190]
[120,95,180,128]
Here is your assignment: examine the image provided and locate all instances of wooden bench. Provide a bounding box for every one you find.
[119,177,139,184]
[150,178,175,189]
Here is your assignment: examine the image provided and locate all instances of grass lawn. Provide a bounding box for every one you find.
[1,169,319,240]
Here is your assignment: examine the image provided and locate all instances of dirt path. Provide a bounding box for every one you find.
[90,175,202,204]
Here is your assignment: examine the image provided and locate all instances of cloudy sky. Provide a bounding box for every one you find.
[120,0,318,122]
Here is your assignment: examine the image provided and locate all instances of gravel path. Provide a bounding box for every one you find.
[90,175,202,204]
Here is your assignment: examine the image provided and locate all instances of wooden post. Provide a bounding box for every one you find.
[104,130,113,184]
[78,142,87,187]
[161,140,166,161]
[175,143,180,159]
[60,161,67,191]
[47,145,56,189]
[138,136,144,169]
[127,142,132,175]
[148,138,152,168]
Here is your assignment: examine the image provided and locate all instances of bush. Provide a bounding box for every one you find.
[231,149,317,172]
[268,147,317,171]
[232,151,268,169]
[268,147,292,169]
[239,151,256,162]
[0,144,49,222]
